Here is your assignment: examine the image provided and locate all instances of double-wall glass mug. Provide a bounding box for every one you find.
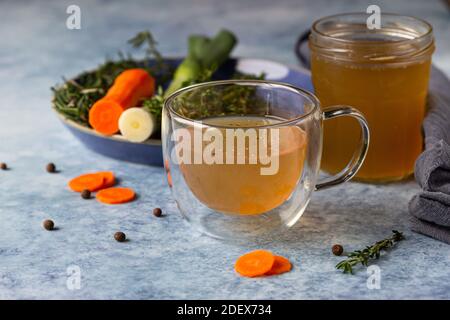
[309,13,434,182]
[162,80,369,241]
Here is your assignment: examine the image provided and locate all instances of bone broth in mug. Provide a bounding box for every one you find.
[178,116,307,215]
[162,80,369,240]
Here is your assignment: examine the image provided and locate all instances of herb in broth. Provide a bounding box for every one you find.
[174,72,266,121]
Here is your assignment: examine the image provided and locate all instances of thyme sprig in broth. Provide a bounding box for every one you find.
[172,72,265,121]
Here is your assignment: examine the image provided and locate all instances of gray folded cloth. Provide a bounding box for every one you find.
[409,66,450,244]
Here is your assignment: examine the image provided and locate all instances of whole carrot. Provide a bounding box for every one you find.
[89,69,155,135]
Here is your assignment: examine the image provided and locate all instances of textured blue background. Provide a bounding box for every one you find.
[0,0,449,299]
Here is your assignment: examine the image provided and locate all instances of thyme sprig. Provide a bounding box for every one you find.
[128,31,171,82]
[336,230,405,274]
[128,31,163,64]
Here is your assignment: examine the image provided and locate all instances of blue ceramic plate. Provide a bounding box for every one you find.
[53,58,313,167]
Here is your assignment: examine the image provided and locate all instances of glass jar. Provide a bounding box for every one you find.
[309,13,434,182]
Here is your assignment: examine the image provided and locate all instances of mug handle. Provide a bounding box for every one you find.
[315,106,370,190]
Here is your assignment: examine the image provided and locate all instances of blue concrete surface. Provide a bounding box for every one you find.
[0,0,449,299]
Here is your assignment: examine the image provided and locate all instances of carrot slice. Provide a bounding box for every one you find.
[89,99,124,135]
[69,173,105,192]
[96,187,135,204]
[265,256,292,276]
[235,250,275,277]
[97,171,115,188]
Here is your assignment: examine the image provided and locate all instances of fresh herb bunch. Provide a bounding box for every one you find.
[336,230,405,274]
[52,29,264,134]
[52,59,148,124]
[52,31,172,125]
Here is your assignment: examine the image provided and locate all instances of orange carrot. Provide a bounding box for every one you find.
[89,99,124,135]
[97,171,116,188]
[235,250,275,277]
[265,256,292,276]
[89,69,155,135]
[105,69,155,108]
[69,173,105,192]
[96,187,136,204]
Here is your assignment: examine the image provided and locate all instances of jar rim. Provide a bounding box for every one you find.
[311,12,433,44]
[309,12,434,63]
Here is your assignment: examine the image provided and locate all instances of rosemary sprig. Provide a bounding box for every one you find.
[336,230,405,274]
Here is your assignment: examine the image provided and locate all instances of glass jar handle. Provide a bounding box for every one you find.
[315,106,370,190]
[294,29,311,68]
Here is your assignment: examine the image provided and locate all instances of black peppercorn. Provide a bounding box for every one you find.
[114,231,126,242]
[332,244,344,256]
[81,189,91,199]
[43,219,55,231]
[46,163,56,173]
[0,163,7,170]
[153,207,162,217]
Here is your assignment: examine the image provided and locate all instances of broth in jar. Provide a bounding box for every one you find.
[309,13,434,181]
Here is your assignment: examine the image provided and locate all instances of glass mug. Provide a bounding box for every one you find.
[162,80,369,241]
[309,13,434,182]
